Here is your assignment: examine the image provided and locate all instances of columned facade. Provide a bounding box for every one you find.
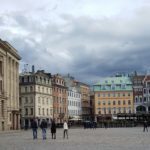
[0,39,21,131]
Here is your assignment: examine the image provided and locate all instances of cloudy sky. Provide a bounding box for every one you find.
[0,0,150,84]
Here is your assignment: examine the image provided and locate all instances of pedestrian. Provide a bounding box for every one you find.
[40,119,48,140]
[143,120,148,132]
[31,118,38,139]
[63,120,68,139]
[51,120,56,139]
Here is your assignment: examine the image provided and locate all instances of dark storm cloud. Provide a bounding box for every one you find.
[0,4,150,84]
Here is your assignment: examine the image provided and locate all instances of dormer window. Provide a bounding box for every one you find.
[111,84,115,90]
[121,84,126,89]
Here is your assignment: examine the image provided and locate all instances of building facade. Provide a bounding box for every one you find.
[93,75,134,121]
[132,75,145,113]
[52,74,68,123]
[68,87,81,118]
[74,81,91,121]
[0,39,21,131]
[19,70,53,128]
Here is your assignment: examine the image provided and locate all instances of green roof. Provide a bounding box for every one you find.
[93,76,132,91]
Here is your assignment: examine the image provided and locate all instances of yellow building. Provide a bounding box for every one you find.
[93,75,134,121]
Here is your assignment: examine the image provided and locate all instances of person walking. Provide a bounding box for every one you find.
[143,120,148,132]
[63,120,68,139]
[51,120,56,139]
[31,118,38,139]
[40,119,48,140]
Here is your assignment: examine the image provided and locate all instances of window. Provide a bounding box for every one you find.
[123,100,126,105]
[38,108,41,115]
[113,107,116,114]
[111,84,115,90]
[121,84,126,89]
[38,97,41,103]
[30,97,33,103]
[0,80,2,94]
[128,93,130,97]
[108,101,111,105]
[128,100,131,105]
[1,100,4,117]
[25,87,27,92]
[140,97,142,102]
[113,93,115,97]
[30,108,33,115]
[25,108,28,115]
[144,97,147,102]
[135,97,138,103]
[118,100,121,105]
[0,61,2,76]
[108,108,111,114]
[42,97,44,104]
[118,107,121,113]
[47,109,49,115]
[103,101,105,105]
[98,101,101,105]
[123,108,126,113]
[25,97,28,104]
[30,86,33,92]
[43,108,45,115]
[97,93,100,97]
[113,101,116,105]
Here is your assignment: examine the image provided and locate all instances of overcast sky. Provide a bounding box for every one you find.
[0,0,150,84]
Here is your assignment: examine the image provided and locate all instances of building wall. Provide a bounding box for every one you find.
[0,39,21,131]
[20,71,53,128]
[52,74,68,123]
[93,76,134,121]
[94,91,133,115]
[68,87,81,117]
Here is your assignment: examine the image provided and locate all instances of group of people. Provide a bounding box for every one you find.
[31,119,69,140]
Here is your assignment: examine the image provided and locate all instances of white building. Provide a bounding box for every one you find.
[19,69,53,128]
[68,87,81,118]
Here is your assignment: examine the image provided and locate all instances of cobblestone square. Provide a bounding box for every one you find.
[0,127,150,150]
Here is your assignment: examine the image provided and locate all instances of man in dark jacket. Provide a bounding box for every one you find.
[143,120,148,132]
[51,120,56,139]
[40,119,48,140]
[31,119,38,139]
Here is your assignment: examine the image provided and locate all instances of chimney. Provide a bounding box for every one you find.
[32,65,35,73]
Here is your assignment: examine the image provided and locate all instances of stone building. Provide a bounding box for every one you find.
[93,74,134,121]
[63,74,82,119]
[19,69,53,128]
[52,74,68,123]
[0,39,21,131]
[133,74,150,113]
[74,81,91,121]
[67,87,82,118]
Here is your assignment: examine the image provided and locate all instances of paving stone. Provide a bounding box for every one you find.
[0,127,150,150]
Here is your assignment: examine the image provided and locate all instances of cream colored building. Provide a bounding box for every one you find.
[0,39,21,131]
[19,70,53,128]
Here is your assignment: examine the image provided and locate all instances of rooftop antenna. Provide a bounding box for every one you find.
[23,64,29,73]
